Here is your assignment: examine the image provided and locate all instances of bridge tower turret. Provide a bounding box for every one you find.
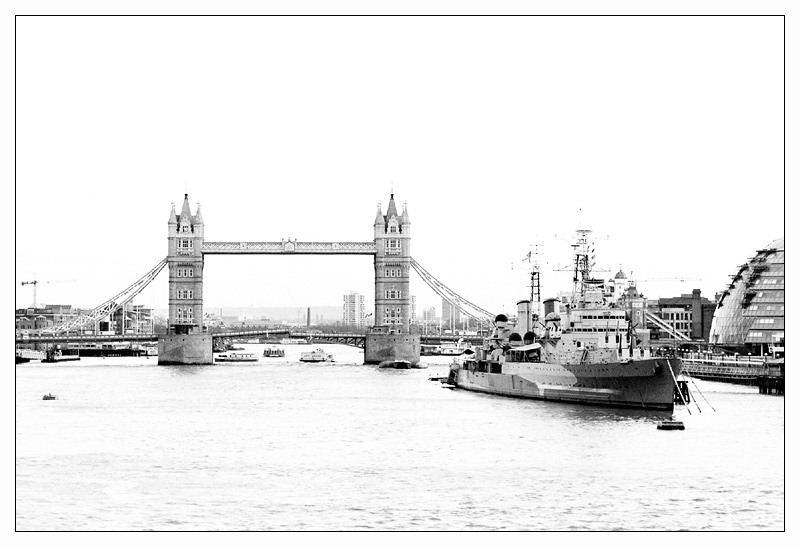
[373,194,412,332]
[166,194,205,335]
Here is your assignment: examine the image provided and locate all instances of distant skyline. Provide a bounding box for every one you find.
[15,16,786,317]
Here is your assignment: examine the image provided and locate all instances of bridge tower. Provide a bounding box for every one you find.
[158,194,212,364]
[365,194,420,365]
[373,194,412,329]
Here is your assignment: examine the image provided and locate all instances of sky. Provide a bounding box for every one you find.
[14,14,788,318]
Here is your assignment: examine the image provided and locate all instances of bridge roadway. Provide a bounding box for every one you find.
[17,330,485,348]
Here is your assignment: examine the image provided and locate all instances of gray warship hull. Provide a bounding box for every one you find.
[452,357,682,410]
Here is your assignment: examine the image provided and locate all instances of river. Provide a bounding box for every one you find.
[15,343,784,531]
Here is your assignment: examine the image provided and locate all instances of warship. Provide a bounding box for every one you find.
[447,230,682,410]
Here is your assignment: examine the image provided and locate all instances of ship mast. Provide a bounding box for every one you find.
[571,229,593,306]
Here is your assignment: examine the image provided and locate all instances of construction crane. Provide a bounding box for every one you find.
[627,274,702,290]
[20,276,76,308]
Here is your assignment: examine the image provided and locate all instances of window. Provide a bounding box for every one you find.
[181,225,190,233]
[384,307,401,325]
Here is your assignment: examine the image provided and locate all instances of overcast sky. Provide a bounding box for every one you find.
[15,15,786,317]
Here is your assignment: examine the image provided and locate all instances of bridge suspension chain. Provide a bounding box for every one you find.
[41,258,168,334]
[409,258,495,327]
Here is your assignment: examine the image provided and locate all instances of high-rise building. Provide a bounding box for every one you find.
[421,306,438,334]
[442,298,461,332]
[343,291,366,328]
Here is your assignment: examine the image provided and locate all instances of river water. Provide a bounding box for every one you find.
[15,343,784,531]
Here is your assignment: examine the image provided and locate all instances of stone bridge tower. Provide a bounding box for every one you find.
[159,194,212,364]
[366,194,420,365]
[373,194,412,331]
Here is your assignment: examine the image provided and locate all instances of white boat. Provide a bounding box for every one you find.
[299,348,333,362]
[215,352,258,362]
[16,348,45,364]
[439,339,468,356]
[263,346,285,358]
[280,338,310,345]
[141,343,158,356]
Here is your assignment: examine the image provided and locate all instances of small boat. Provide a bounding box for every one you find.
[299,348,333,362]
[280,338,310,345]
[214,352,258,363]
[657,420,685,430]
[42,348,81,363]
[439,339,468,356]
[246,338,261,344]
[16,348,45,364]
[378,359,412,369]
[42,394,57,400]
[420,344,441,356]
[141,344,158,356]
[263,347,285,358]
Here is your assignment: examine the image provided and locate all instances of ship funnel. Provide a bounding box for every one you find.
[516,300,531,335]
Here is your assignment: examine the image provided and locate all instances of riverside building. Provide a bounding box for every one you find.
[709,237,784,356]
[343,291,366,329]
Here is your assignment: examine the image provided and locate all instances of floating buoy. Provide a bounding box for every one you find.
[657,420,685,430]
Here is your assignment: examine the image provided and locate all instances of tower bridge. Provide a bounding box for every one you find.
[159,193,420,365]
[31,193,497,365]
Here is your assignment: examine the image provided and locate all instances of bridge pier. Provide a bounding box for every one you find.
[364,329,421,366]
[158,333,213,365]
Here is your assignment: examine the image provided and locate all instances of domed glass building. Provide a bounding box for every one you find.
[709,237,784,355]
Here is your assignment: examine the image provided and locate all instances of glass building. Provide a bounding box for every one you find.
[709,237,784,355]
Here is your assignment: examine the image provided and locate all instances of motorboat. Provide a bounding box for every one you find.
[263,347,285,358]
[214,352,258,363]
[299,348,333,362]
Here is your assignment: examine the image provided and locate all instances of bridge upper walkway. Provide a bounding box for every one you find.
[201,241,377,255]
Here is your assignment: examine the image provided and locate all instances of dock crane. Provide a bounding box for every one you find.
[20,276,76,308]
